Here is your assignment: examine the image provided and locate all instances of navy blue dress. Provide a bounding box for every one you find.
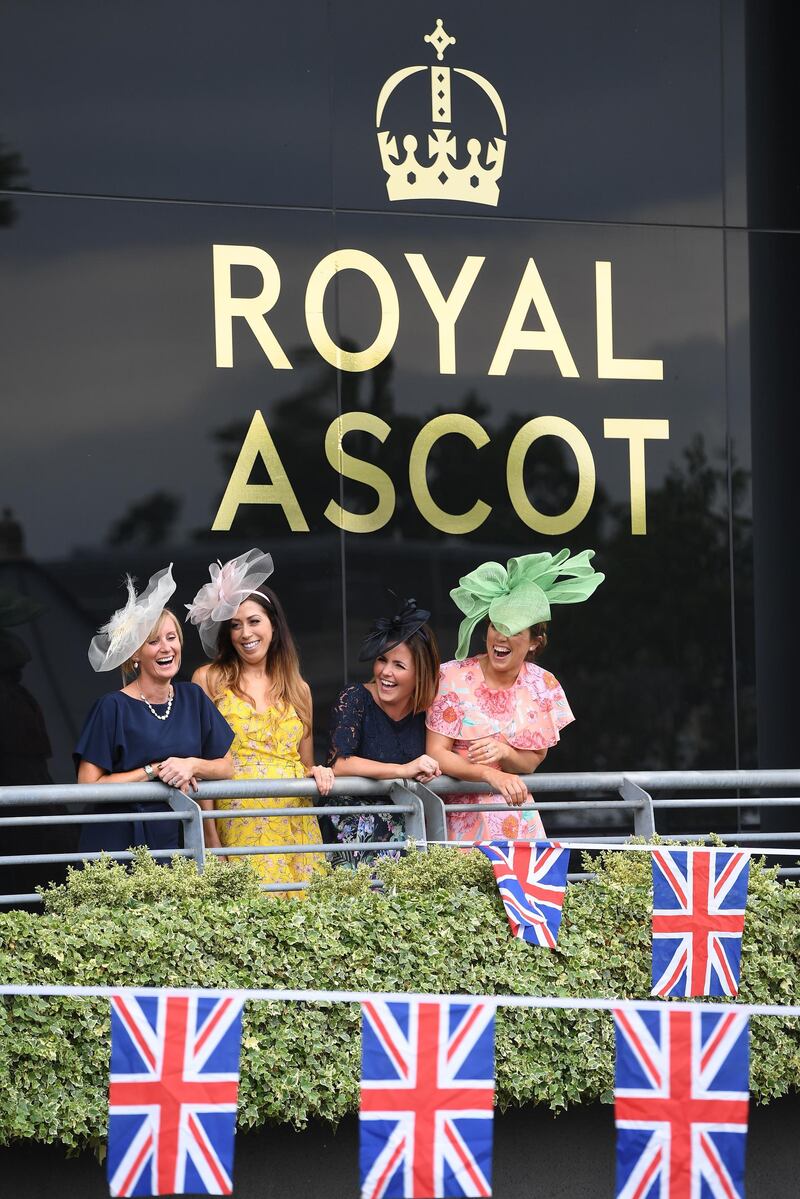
[74,682,234,854]
[323,683,425,866]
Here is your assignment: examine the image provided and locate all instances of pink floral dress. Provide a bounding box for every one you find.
[425,657,574,843]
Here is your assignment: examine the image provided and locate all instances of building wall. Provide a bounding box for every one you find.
[1,1,794,791]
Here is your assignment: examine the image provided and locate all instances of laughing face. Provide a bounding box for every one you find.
[372,641,416,713]
[229,599,273,666]
[137,612,182,686]
[484,621,536,681]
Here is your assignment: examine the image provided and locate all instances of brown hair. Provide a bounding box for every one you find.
[374,623,441,716]
[525,622,549,662]
[122,609,183,680]
[205,589,312,733]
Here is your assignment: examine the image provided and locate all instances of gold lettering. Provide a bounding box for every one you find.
[603,417,669,534]
[488,258,579,377]
[404,253,485,374]
[409,415,492,534]
[211,410,309,532]
[596,261,663,380]
[305,249,399,372]
[324,413,396,533]
[507,416,595,533]
[212,245,292,370]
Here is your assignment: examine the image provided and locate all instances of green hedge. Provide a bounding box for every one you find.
[0,846,799,1151]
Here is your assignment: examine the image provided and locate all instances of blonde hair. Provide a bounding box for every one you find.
[122,609,183,680]
[204,589,312,733]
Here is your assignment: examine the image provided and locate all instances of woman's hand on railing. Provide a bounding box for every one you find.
[480,767,530,806]
[308,765,335,796]
[405,755,442,784]
[156,757,199,795]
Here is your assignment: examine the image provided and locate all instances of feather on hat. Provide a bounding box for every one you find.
[88,564,176,672]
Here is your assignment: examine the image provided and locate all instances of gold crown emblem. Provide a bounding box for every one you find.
[376,19,507,207]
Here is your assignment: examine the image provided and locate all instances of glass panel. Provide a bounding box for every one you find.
[0,0,333,206]
[332,0,723,225]
[0,195,342,778]
[331,210,735,771]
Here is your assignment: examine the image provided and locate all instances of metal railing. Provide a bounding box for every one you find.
[2,769,800,903]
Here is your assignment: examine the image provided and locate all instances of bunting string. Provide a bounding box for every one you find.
[1,984,799,1016]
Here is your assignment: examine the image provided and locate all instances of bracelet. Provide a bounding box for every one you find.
[144,763,156,780]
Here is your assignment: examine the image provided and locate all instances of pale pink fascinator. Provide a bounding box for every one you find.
[185,548,274,658]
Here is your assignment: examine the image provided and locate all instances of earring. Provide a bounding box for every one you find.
[133,661,139,670]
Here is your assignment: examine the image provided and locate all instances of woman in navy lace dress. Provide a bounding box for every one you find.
[323,599,441,868]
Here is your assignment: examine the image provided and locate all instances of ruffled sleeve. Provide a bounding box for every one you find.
[505,664,575,751]
[73,694,122,774]
[425,664,465,739]
[327,684,368,765]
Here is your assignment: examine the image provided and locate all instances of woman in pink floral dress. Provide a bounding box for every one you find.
[426,550,604,843]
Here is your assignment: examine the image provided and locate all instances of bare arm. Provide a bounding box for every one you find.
[466,739,548,774]
[330,754,440,782]
[299,686,334,795]
[425,730,530,805]
[77,759,153,786]
[499,745,547,773]
[191,664,213,698]
[186,668,230,848]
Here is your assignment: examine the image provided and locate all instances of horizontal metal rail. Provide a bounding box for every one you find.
[0,812,192,827]
[207,842,409,856]
[440,800,643,813]
[2,769,800,905]
[200,805,414,818]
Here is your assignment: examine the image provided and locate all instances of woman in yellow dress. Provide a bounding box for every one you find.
[188,549,333,895]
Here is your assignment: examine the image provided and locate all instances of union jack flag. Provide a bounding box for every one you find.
[614,1006,749,1199]
[360,999,495,1199]
[477,840,569,946]
[107,992,244,1196]
[651,849,750,997]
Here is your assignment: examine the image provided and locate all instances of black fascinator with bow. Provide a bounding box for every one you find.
[358,597,431,661]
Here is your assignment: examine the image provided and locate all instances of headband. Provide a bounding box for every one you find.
[185,548,274,658]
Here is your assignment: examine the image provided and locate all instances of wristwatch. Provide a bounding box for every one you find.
[144,763,156,780]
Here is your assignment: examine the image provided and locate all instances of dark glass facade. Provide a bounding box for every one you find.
[0,1,795,794]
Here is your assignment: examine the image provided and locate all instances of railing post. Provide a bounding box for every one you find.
[168,791,206,872]
[620,777,656,839]
[389,782,428,852]
[411,782,448,843]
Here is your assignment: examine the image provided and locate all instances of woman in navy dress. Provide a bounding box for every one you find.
[75,565,234,855]
[323,599,441,867]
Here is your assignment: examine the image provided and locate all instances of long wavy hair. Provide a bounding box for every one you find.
[205,589,311,732]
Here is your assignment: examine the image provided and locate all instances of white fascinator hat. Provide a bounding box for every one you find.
[185,548,274,658]
[88,564,177,673]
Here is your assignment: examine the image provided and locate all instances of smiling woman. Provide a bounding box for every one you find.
[188,548,333,897]
[321,598,441,868]
[74,564,235,856]
[426,550,604,842]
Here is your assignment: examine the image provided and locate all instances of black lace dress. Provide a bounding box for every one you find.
[323,683,426,868]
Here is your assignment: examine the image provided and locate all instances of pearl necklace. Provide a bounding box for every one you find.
[139,684,174,721]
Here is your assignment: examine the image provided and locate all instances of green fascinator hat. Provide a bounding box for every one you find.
[450,549,605,661]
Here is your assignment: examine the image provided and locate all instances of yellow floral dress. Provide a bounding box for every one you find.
[214,691,326,894]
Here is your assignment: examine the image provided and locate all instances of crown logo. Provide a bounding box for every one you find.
[376,18,507,207]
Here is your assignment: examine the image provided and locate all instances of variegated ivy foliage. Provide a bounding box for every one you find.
[0,844,798,1152]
